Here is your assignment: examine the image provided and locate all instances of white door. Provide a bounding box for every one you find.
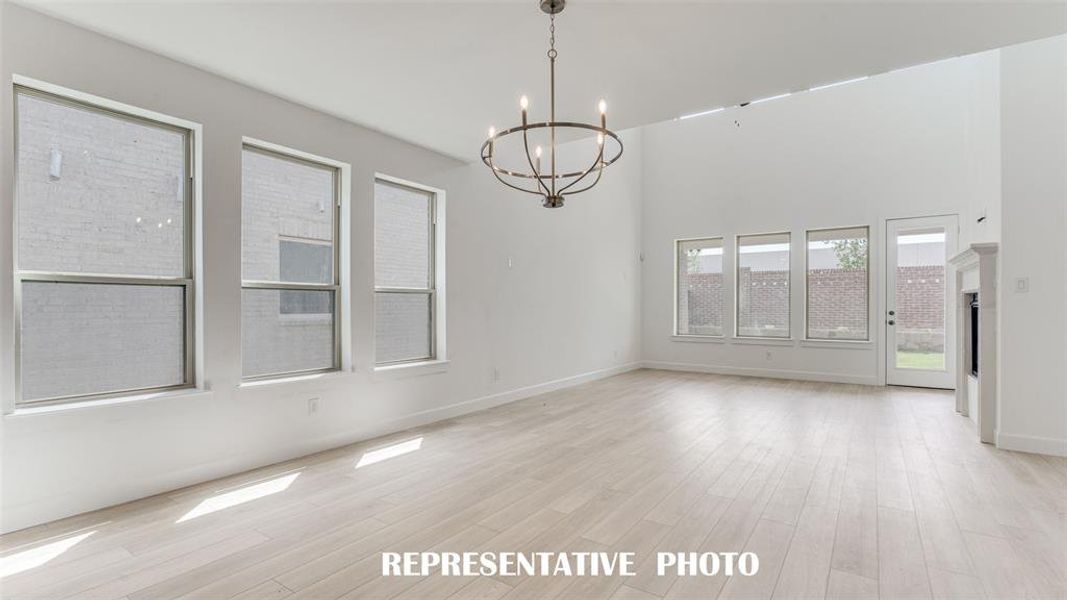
[886,215,958,389]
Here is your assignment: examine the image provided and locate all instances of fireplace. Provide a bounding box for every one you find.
[948,243,998,444]
[969,293,979,377]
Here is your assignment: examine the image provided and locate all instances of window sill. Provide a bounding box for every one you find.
[730,336,795,346]
[799,338,874,350]
[671,335,726,344]
[238,369,347,390]
[373,359,450,380]
[6,387,212,417]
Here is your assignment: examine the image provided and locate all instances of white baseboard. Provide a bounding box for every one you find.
[311,358,640,448]
[995,431,1067,457]
[640,360,881,386]
[1,361,641,534]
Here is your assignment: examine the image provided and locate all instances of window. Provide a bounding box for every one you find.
[14,86,194,405]
[374,178,441,365]
[806,226,869,341]
[736,232,791,338]
[241,144,340,379]
[278,239,332,315]
[676,238,725,336]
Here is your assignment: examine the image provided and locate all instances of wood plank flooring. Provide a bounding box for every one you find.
[2,369,1064,599]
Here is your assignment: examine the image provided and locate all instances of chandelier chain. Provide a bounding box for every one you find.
[548,13,557,59]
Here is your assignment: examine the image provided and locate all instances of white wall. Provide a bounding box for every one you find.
[639,51,1001,385]
[0,4,643,533]
[997,35,1067,456]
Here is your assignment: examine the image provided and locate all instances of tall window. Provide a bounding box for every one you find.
[241,144,340,379]
[14,86,194,405]
[676,238,724,336]
[736,232,791,338]
[374,178,440,365]
[807,226,869,341]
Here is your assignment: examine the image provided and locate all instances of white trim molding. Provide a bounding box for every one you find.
[996,431,1067,457]
[641,360,880,386]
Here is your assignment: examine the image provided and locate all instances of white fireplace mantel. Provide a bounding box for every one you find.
[948,242,998,444]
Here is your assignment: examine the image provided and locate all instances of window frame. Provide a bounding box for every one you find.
[735,231,792,340]
[804,225,871,342]
[12,83,198,407]
[239,141,344,381]
[373,174,445,368]
[673,236,725,338]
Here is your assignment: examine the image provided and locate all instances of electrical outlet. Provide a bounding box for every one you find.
[307,397,320,415]
[765,351,773,361]
[1014,277,1029,293]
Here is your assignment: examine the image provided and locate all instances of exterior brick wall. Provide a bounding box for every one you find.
[737,268,790,337]
[17,93,186,276]
[16,93,188,400]
[373,181,434,362]
[807,268,867,339]
[240,149,336,377]
[895,264,946,352]
[241,289,335,377]
[681,264,944,348]
[20,282,185,400]
[678,272,724,335]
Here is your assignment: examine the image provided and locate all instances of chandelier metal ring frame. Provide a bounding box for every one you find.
[480,0,624,209]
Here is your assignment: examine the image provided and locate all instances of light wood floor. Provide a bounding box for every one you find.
[2,370,1065,599]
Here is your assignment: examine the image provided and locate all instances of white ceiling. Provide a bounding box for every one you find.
[16,1,1067,161]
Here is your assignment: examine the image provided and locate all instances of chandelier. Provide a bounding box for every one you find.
[480,0,623,209]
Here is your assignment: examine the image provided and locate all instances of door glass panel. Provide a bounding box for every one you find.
[894,228,946,370]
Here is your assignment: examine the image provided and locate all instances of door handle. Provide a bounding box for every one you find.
[888,320,896,326]
[888,310,896,316]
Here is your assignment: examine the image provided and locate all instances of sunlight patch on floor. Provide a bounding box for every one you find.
[176,471,300,523]
[356,437,423,469]
[0,530,95,578]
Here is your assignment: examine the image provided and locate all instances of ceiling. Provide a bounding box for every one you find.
[16,1,1067,161]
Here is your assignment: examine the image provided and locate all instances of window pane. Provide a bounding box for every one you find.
[279,239,332,285]
[242,288,335,377]
[375,181,431,289]
[375,292,431,363]
[807,227,868,340]
[677,238,723,336]
[737,233,790,338]
[242,148,335,283]
[20,282,185,401]
[894,229,946,370]
[16,92,187,277]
